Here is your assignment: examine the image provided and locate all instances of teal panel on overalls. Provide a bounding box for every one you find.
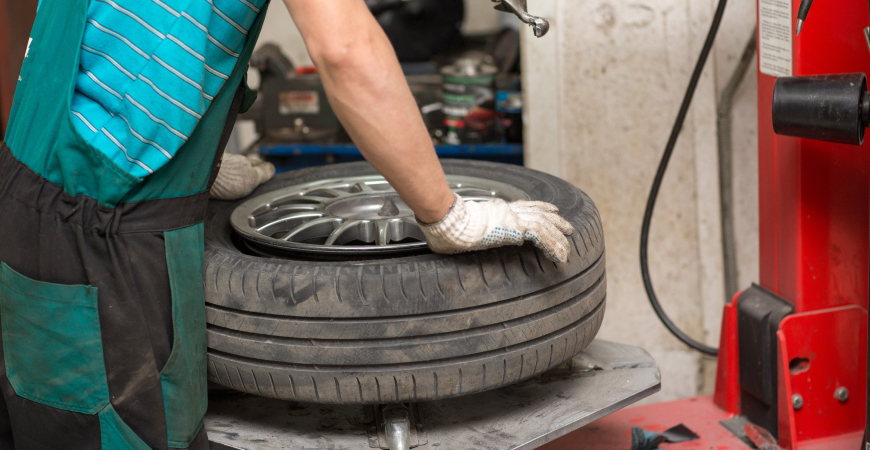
[0,263,108,414]
[2,0,269,447]
[161,224,209,448]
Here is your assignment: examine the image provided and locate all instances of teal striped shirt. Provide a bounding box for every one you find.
[63,0,265,178]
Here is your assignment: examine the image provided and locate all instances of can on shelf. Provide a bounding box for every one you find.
[440,55,498,144]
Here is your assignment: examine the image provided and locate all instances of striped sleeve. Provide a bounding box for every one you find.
[70,0,266,178]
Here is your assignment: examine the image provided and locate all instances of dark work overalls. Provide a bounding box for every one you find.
[0,0,268,447]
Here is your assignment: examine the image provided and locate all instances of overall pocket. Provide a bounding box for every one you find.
[0,263,109,414]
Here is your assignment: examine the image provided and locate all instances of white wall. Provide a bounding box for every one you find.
[522,0,759,402]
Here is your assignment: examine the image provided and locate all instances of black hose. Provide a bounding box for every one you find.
[640,0,730,357]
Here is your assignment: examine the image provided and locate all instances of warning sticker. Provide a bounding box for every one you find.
[279,91,320,115]
[758,0,792,77]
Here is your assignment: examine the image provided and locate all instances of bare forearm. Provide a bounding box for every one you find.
[316,36,453,222]
[282,0,454,223]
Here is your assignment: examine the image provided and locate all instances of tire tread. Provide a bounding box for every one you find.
[208,300,605,404]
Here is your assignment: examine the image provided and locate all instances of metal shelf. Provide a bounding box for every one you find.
[260,143,523,156]
[259,143,524,172]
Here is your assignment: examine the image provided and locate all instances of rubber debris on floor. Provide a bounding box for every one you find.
[630,424,700,450]
[538,396,753,450]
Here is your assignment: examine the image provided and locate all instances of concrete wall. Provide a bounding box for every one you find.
[522,0,759,402]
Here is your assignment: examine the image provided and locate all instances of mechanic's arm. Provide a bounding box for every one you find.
[282,0,575,262]
[282,0,453,223]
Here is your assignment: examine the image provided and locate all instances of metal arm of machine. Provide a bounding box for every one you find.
[491,0,549,37]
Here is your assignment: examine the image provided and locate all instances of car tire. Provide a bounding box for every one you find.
[204,159,606,404]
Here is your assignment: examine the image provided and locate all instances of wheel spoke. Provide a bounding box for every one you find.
[324,220,364,245]
[280,217,342,242]
[270,195,329,207]
[305,188,351,199]
[365,181,396,192]
[399,217,427,243]
[256,212,324,235]
[353,182,374,193]
[376,219,391,246]
[269,203,323,212]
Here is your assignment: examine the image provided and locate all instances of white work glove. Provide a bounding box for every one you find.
[210,153,276,201]
[419,193,575,263]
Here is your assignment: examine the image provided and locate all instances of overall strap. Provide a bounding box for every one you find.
[207,83,248,192]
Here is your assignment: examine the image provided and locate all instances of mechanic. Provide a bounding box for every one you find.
[0,0,573,447]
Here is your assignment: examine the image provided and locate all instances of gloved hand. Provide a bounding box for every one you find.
[418,193,575,263]
[210,153,276,201]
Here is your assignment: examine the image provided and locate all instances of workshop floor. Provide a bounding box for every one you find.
[537,395,863,449]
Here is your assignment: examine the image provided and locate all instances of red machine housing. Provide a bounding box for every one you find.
[719,0,870,447]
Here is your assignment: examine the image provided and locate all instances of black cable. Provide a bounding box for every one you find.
[640,0,729,357]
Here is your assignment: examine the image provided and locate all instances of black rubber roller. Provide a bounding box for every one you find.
[773,73,870,145]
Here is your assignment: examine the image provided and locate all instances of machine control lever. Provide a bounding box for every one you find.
[492,0,550,37]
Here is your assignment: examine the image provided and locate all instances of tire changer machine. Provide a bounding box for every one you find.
[209,0,870,449]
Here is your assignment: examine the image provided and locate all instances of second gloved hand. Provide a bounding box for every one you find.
[418,193,575,263]
[210,153,276,201]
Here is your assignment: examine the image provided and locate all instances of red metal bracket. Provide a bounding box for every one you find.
[714,293,741,415]
[776,305,867,448]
